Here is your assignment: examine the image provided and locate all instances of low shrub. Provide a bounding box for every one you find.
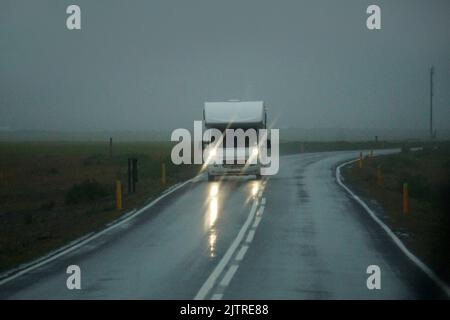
[65,179,109,205]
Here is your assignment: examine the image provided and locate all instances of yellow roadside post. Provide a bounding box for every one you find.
[116,180,122,210]
[402,183,409,214]
[161,163,166,186]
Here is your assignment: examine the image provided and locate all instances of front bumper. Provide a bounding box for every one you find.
[207,164,261,176]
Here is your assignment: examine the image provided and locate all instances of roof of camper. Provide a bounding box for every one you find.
[204,101,265,126]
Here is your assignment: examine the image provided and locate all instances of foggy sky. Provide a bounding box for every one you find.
[1,0,449,134]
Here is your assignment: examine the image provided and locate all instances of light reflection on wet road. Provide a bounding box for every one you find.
[0,151,446,299]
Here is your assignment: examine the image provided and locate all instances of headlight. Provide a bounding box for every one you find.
[206,147,217,164]
[251,147,259,157]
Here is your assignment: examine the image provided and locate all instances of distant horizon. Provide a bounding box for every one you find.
[1,127,449,142]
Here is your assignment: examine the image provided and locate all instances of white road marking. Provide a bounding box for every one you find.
[0,177,199,286]
[204,192,267,299]
[256,205,265,217]
[261,197,266,205]
[220,265,239,287]
[252,216,262,228]
[194,199,259,300]
[211,293,223,300]
[337,159,450,298]
[246,230,256,243]
[235,245,249,261]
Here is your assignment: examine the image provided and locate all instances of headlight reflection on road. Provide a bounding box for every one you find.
[245,180,261,204]
[210,183,219,198]
[206,182,220,258]
[251,182,259,197]
[208,231,217,258]
[209,197,218,227]
[251,180,260,197]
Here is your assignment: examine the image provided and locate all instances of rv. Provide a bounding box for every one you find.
[203,100,269,181]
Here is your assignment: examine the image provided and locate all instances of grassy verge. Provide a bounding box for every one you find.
[279,140,412,155]
[342,142,450,283]
[0,141,200,273]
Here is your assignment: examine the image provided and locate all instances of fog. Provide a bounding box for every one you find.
[1,0,449,137]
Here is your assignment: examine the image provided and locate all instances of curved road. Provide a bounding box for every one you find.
[0,151,446,299]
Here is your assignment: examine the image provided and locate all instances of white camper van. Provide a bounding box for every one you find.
[203,100,268,181]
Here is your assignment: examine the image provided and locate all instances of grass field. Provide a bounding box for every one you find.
[279,140,408,155]
[1,139,444,276]
[0,141,200,272]
[342,142,450,283]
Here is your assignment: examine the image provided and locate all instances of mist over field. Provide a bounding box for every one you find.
[1,128,450,142]
[1,0,449,138]
[0,1,449,302]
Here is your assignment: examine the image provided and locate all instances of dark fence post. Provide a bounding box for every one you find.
[109,137,113,158]
[128,158,132,193]
[132,158,138,193]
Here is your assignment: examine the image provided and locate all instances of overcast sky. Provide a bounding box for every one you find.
[1,0,449,133]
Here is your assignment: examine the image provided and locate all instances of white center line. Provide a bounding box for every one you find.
[246,230,256,243]
[205,194,267,300]
[252,216,262,228]
[257,205,265,216]
[194,199,259,300]
[235,245,249,261]
[220,265,239,287]
[211,293,223,300]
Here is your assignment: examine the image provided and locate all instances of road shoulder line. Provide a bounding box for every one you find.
[336,159,450,298]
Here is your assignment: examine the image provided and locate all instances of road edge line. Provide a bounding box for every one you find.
[0,176,198,286]
[336,159,450,298]
[194,199,259,300]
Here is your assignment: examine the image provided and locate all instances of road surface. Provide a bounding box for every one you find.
[0,151,446,299]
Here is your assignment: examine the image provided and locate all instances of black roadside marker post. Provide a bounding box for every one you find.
[128,157,138,193]
[132,158,138,193]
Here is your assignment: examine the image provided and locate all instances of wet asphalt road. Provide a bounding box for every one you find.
[0,151,445,299]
